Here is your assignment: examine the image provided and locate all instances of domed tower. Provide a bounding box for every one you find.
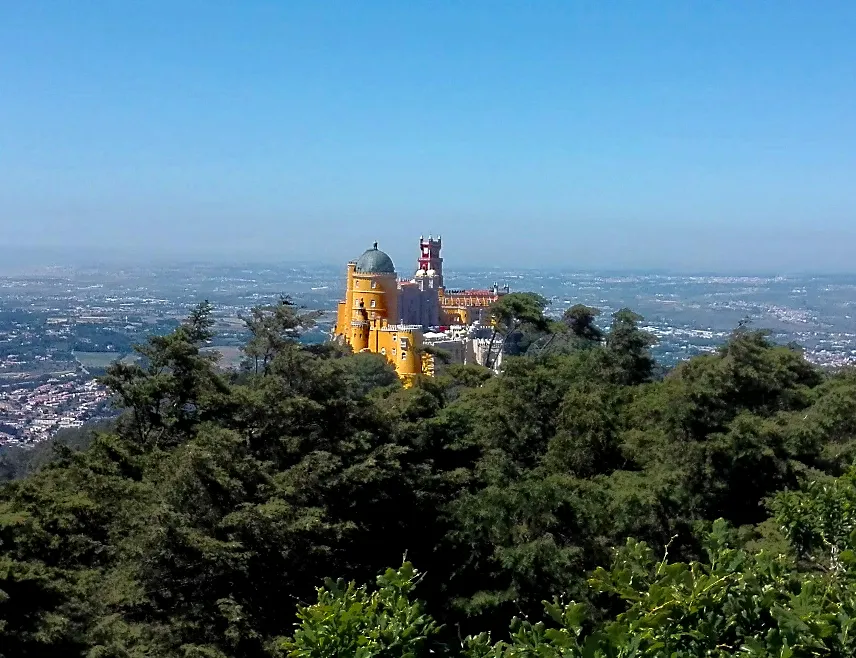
[351,242,399,325]
[333,239,431,384]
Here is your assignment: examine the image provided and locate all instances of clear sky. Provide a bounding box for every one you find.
[1,1,855,273]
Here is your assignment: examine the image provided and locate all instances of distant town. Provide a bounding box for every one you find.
[0,379,110,444]
[2,261,855,447]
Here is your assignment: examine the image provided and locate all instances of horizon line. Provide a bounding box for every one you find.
[1,257,855,280]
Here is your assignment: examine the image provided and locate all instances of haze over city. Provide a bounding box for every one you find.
[2,1,855,272]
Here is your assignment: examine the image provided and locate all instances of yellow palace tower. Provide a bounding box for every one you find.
[334,242,425,381]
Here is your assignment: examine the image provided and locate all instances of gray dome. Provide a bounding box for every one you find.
[355,242,395,274]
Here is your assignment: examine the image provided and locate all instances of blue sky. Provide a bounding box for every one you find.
[1,1,855,272]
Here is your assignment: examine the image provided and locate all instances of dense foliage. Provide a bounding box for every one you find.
[3,295,856,657]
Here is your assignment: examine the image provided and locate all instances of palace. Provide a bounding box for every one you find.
[333,236,508,381]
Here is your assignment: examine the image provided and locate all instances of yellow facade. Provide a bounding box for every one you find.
[373,324,423,382]
[439,290,498,326]
[334,245,426,382]
[352,272,398,325]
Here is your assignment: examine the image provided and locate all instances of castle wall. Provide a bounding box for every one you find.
[421,284,441,327]
[374,324,423,380]
[398,284,421,326]
[352,272,397,324]
[350,321,369,352]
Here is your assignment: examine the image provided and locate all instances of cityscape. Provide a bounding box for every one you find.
[2,260,855,447]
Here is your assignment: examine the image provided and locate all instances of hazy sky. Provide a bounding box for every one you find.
[2,1,855,273]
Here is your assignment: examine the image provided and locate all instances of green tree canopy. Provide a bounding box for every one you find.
[484,292,550,368]
[3,295,856,657]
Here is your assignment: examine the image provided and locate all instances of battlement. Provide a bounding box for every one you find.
[380,324,423,332]
[445,289,501,296]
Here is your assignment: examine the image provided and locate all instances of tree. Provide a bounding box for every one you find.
[274,563,439,657]
[242,297,321,376]
[0,432,156,656]
[99,300,230,449]
[542,381,622,478]
[605,308,656,385]
[484,293,550,369]
[281,506,856,657]
[465,518,856,656]
[562,304,604,343]
[341,351,402,397]
[772,466,856,571]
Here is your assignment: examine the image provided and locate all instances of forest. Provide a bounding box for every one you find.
[3,294,856,657]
